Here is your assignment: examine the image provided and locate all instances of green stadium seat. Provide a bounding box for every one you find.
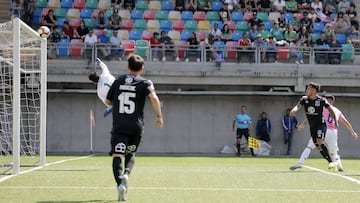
[236,21,248,32]
[37,0,48,8]
[84,18,95,29]
[206,11,220,21]
[54,8,67,19]
[257,12,269,21]
[185,20,198,32]
[134,19,147,31]
[341,44,354,61]
[136,1,149,10]
[135,40,149,59]
[86,0,98,9]
[156,10,169,20]
[105,9,113,18]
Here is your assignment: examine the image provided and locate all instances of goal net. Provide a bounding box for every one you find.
[0,18,47,174]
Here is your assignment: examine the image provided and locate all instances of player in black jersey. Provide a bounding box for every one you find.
[105,54,163,201]
[290,82,337,164]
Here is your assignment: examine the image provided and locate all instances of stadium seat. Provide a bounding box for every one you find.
[134,19,147,31]
[194,11,206,22]
[121,19,134,31]
[211,21,223,29]
[232,12,244,22]
[32,16,41,25]
[83,18,95,29]
[142,30,153,41]
[122,40,136,55]
[169,11,181,21]
[54,8,67,19]
[69,18,81,30]
[198,20,211,32]
[341,44,354,61]
[67,9,80,19]
[313,22,325,33]
[131,10,144,20]
[224,21,236,32]
[263,21,274,30]
[119,10,131,19]
[41,8,50,17]
[226,41,238,59]
[336,34,347,44]
[269,12,281,22]
[257,12,269,21]
[91,9,100,19]
[80,8,93,18]
[331,13,337,20]
[57,18,69,28]
[70,39,83,56]
[185,20,198,32]
[236,21,248,32]
[168,30,181,41]
[98,0,111,10]
[285,12,293,21]
[310,33,320,43]
[61,0,74,8]
[36,0,48,8]
[86,0,98,9]
[232,31,243,41]
[105,9,113,18]
[181,30,192,40]
[195,31,206,41]
[160,20,173,32]
[48,0,61,8]
[214,40,225,50]
[57,38,70,56]
[144,10,156,21]
[34,8,43,17]
[135,40,149,58]
[172,20,185,32]
[136,1,149,10]
[181,11,193,21]
[106,29,114,38]
[149,1,162,11]
[147,20,160,31]
[93,29,103,37]
[118,30,129,40]
[73,0,85,9]
[174,40,187,57]
[206,11,219,21]
[162,1,174,11]
[212,1,223,11]
[156,10,169,20]
[243,12,254,21]
[129,29,143,40]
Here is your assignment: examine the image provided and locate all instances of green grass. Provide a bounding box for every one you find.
[1,155,360,202]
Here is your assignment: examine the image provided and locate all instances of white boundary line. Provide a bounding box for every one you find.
[0,155,92,183]
[0,185,359,193]
[303,165,360,185]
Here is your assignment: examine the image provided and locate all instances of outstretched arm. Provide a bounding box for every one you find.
[339,117,358,140]
[297,119,308,131]
[148,92,163,128]
[290,103,302,116]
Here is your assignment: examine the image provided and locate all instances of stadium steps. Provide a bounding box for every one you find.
[0,1,10,23]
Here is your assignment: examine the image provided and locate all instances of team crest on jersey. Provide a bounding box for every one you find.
[315,100,320,106]
[127,145,137,152]
[307,106,315,114]
[125,77,133,85]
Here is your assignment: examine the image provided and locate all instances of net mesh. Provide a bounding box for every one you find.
[0,20,43,173]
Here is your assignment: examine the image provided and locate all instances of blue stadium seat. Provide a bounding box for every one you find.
[212,1,223,11]
[336,34,347,44]
[232,12,244,21]
[181,30,192,40]
[57,38,70,56]
[129,29,143,40]
[32,16,41,25]
[181,11,193,21]
[211,21,223,29]
[263,21,274,30]
[61,0,73,8]
[57,18,69,28]
[232,31,243,41]
[284,12,293,21]
[313,22,325,33]
[161,1,174,11]
[34,8,43,17]
[160,20,173,32]
[80,8,93,18]
[131,10,144,20]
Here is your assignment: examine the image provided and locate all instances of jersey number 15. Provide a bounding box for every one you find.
[118,92,135,114]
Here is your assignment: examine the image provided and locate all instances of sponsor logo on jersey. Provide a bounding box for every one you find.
[315,100,320,106]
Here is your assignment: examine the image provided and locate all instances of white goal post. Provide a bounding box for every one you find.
[0,18,47,174]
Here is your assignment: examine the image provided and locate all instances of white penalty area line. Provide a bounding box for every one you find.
[0,185,359,193]
[0,155,93,183]
[303,165,360,185]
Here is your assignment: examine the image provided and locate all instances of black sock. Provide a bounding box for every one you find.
[236,144,241,154]
[319,144,332,163]
[112,157,123,186]
[250,148,255,156]
[124,153,136,175]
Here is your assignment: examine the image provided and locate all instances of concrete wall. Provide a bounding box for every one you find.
[47,92,360,157]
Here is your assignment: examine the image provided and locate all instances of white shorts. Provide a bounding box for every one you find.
[306,128,338,153]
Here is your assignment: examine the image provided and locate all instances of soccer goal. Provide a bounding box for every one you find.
[0,18,47,175]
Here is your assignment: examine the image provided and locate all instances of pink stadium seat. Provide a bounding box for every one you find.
[69,18,81,30]
[194,11,206,22]
[93,29,103,37]
[41,8,50,17]
[121,19,134,31]
[122,40,136,55]
[73,0,86,9]
[144,10,156,21]
[142,30,154,41]
[175,40,187,57]
[92,9,101,19]
[70,39,83,56]
[172,20,185,32]
[224,21,236,32]
[225,41,238,59]
[244,12,254,21]
[196,31,206,41]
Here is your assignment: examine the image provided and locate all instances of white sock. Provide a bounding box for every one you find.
[298,147,312,165]
[335,154,342,164]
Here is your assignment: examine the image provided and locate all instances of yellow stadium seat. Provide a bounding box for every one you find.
[149,1,162,11]
[48,0,61,8]
[168,30,180,41]
[168,11,181,21]
[118,10,131,19]
[198,20,211,31]
[98,0,111,10]
[67,9,81,18]
[147,20,160,31]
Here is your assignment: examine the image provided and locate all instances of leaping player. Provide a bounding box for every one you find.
[290,95,358,171]
[88,58,115,116]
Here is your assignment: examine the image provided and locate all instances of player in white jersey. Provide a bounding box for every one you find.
[89,58,115,116]
[290,95,358,171]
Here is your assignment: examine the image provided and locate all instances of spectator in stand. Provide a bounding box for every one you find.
[270,22,284,41]
[186,0,197,12]
[252,34,267,62]
[258,23,269,39]
[197,0,212,12]
[265,36,277,63]
[315,32,329,64]
[311,0,323,11]
[323,23,335,40]
[219,3,231,22]
[300,11,313,32]
[123,0,135,10]
[237,0,248,12]
[297,26,311,47]
[347,5,359,30]
[338,0,350,14]
[273,0,286,13]
[48,27,61,59]
[297,0,311,11]
[324,0,337,13]
[237,32,254,63]
[290,14,300,31]
[248,0,258,12]
[249,24,259,41]
[316,8,331,23]
[347,25,360,44]
[23,0,34,27]
[323,5,333,17]
[150,32,161,62]
[308,8,317,23]
[74,20,89,41]
[224,0,237,11]
[41,9,57,29]
[175,0,186,11]
[62,21,74,40]
[96,10,108,29]
[97,29,111,60]
[221,24,233,42]
[209,23,222,41]
[328,34,342,64]
[84,29,98,66]
[159,31,180,62]
[185,32,201,62]
[249,12,263,27]
[108,9,122,30]
[111,0,121,8]
[109,30,125,61]
[284,25,297,44]
[257,0,272,13]
[10,0,23,20]
[278,12,288,31]
[286,0,298,13]
[335,13,351,34]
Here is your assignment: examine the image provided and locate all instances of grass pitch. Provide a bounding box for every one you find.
[1,155,360,203]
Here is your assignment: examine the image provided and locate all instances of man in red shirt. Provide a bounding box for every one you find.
[237,33,254,63]
[62,21,74,40]
[150,32,161,62]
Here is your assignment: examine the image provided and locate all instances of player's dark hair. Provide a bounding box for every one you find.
[325,95,335,102]
[88,72,99,83]
[307,82,320,92]
[128,54,144,72]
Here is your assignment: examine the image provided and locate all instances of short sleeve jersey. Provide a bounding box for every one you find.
[299,96,329,126]
[106,74,155,135]
[323,105,343,130]
[235,113,252,129]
